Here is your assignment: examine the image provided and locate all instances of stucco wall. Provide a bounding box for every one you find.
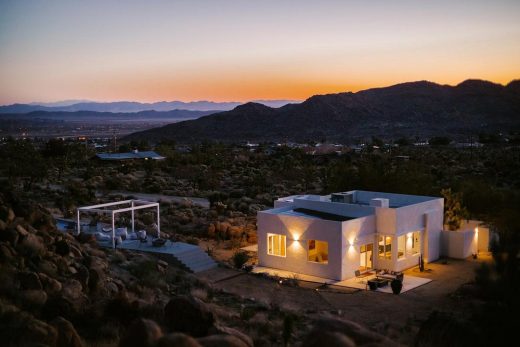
[441,229,477,259]
[257,211,343,280]
[341,216,376,279]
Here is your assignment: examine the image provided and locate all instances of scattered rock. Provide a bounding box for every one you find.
[164,296,215,337]
[119,318,163,347]
[51,316,83,347]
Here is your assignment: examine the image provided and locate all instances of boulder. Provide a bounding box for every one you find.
[304,317,397,346]
[0,227,19,246]
[17,271,43,290]
[51,316,83,347]
[164,296,215,337]
[39,259,59,277]
[19,289,48,308]
[61,279,85,301]
[7,208,15,223]
[17,233,45,257]
[197,335,249,347]
[54,240,71,256]
[302,331,356,347]
[38,272,63,295]
[0,243,15,261]
[156,333,201,347]
[20,317,58,346]
[212,326,253,347]
[88,267,104,292]
[119,318,163,347]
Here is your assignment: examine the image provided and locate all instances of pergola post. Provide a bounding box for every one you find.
[76,210,81,236]
[157,205,161,238]
[111,211,116,249]
[131,200,135,234]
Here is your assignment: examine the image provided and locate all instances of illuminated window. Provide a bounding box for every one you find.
[308,240,328,263]
[267,233,286,257]
[398,235,405,259]
[378,235,392,260]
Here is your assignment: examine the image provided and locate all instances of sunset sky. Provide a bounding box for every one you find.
[1,0,519,104]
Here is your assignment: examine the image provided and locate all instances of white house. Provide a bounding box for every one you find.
[257,190,446,281]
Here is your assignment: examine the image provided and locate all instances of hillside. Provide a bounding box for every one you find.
[125,79,520,143]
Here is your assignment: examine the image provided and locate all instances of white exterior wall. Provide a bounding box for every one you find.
[258,191,445,280]
[257,211,344,280]
[441,229,478,259]
[341,216,376,279]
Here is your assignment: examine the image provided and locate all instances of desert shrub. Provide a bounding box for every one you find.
[186,237,199,245]
[127,260,165,288]
[232,251,250,269]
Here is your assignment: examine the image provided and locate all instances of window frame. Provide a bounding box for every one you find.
[267,233,286,257]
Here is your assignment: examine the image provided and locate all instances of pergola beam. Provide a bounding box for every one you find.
[76,199,161,249]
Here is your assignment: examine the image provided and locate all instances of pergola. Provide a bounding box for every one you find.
[76,200,160,249]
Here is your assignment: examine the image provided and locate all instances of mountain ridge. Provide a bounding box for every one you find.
[125,79,520,144]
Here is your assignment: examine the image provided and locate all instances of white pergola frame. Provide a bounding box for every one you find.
[76,199,160,249]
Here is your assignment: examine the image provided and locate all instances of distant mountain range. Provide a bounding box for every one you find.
[0,99,299,113]
[0,109,216,122]
[125,79,520,144]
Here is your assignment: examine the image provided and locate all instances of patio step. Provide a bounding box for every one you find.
[172,247,217,273]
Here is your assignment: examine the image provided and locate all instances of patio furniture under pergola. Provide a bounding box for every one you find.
[76,200,160,249]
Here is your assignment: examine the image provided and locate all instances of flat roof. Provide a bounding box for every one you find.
[280,208,356,222]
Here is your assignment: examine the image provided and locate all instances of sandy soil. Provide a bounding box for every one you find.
[198,255,491,345]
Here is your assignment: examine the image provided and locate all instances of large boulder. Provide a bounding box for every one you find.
[51,316,83,347]
[302,331,356,347]
[198,335,249,347]
[302,317,397,347]
[212,326,253,347]
[156,333,201,347]
[119,318,163,347]
[164,296,215,337]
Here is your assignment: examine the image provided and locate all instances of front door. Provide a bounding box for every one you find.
[360,243,373,271]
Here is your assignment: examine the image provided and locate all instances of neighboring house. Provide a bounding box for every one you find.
[257,190,447,281]
[95,150,165,161]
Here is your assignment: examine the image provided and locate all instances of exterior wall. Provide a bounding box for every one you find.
[257,211,343,280]
[259,191,445,279]
[341,216,376,279]
[441,229,477,259]
[395,199,444,263]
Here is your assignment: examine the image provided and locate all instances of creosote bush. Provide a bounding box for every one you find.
[232,251,250,269]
